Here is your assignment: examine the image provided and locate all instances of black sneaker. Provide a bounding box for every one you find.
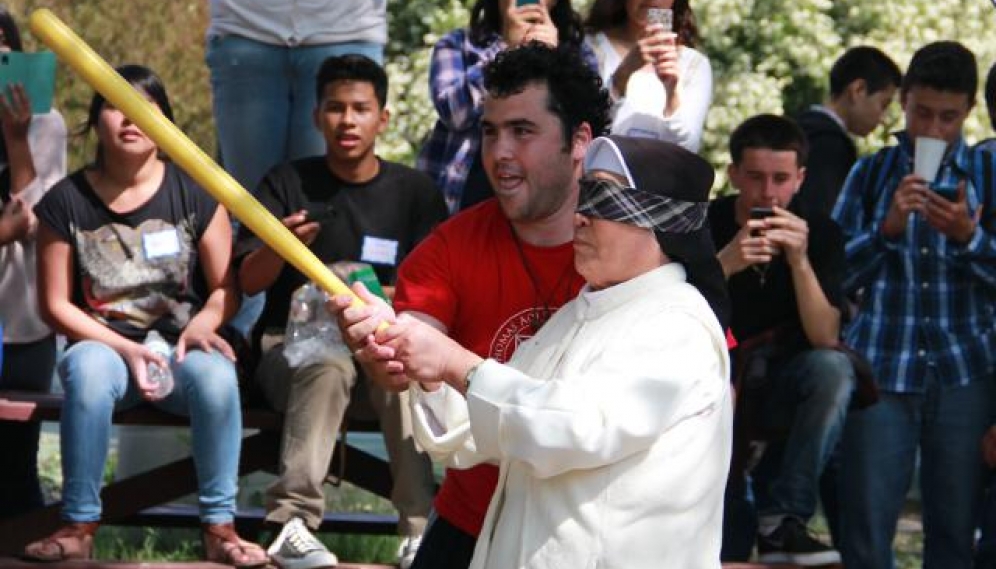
[757,516,841,566]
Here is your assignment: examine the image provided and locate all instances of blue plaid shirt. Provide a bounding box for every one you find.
[832,131,996,393]
[416,28,597,213]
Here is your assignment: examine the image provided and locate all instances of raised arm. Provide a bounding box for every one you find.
[427,29,504,132]
[657,51,712,152]
[370,307,729,479]
[1,84,37,197]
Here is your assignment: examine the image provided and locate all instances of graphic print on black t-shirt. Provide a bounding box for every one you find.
[35,163,217,342]
[75,217,195,329]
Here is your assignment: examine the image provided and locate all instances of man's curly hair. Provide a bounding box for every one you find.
[483,42,610,150]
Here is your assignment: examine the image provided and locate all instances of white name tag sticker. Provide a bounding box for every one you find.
[142,228,181,260]
[360,236,398,266]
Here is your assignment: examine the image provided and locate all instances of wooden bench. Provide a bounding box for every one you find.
[0,390,399,555]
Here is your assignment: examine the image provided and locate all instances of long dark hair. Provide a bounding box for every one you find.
[468,0,585,50]
[80,64,174,168]
[584,0,699,48]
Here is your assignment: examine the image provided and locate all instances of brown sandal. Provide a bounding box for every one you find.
[23,521,100,562]
[202,522,269,568]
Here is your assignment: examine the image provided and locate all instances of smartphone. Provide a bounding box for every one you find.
[931,183,959,202]
[750,206,774,220]
[749,206,774,236]
[646,7,673,32]
[303,204,336,225]
[516,0,540,6]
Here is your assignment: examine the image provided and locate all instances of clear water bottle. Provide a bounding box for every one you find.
[143,330,174,399]
[283,282,348,367]
[286,284,314,346]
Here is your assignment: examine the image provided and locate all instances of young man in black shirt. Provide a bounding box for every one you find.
[709,114,854,566]
[795,46,901,217]
[236,54,447,569]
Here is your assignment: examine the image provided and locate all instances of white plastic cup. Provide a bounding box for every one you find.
[913,136,947,183]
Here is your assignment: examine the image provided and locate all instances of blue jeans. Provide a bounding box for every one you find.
[753,349,855,521]
[841,374,994,569]
[58,340,242,524]
[205,34,384,192]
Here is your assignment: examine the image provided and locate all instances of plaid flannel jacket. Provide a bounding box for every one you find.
[832,131,996,393]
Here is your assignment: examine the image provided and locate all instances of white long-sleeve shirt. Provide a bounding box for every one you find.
[411,263,732,569]
[1,111,67,344]
[585,32,713,152]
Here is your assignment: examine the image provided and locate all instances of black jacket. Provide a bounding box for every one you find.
[795,107,857,217]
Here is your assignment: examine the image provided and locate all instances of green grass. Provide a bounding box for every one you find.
[94,527,201,562]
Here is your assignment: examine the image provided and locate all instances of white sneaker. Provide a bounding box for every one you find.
[267,517,338,569]
[397,534,422,569]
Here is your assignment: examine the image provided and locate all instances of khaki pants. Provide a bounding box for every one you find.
[255,335,434,535]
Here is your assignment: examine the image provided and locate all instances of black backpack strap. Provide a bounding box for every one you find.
[860,147,896,222]
[980,149,994,230]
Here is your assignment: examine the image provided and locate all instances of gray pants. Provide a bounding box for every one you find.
[255,335,434,535]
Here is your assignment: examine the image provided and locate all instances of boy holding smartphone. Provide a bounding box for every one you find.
[832,41,996,569]
[708,114,853,566]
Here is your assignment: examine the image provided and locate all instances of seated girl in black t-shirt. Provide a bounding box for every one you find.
[25,64,266,568]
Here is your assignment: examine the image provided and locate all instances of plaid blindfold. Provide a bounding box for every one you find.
[577,177,707,234]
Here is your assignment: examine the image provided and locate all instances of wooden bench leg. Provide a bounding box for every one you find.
[331,441,394,500]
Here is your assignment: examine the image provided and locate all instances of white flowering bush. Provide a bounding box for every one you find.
[9,0,993,180]
[382,0,996,190]
[699,0,996,193]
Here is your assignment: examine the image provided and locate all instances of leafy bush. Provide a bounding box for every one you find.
[10,0,213,172]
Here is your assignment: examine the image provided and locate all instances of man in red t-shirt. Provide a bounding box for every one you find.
[339,44,610,569]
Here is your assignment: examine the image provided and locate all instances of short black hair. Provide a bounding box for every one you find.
[985,61,996,129]
[315,54,388,108]
[902,41,977,101]
[483,42,610,149]
[729,114,809,167]
[829,46,902,98]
